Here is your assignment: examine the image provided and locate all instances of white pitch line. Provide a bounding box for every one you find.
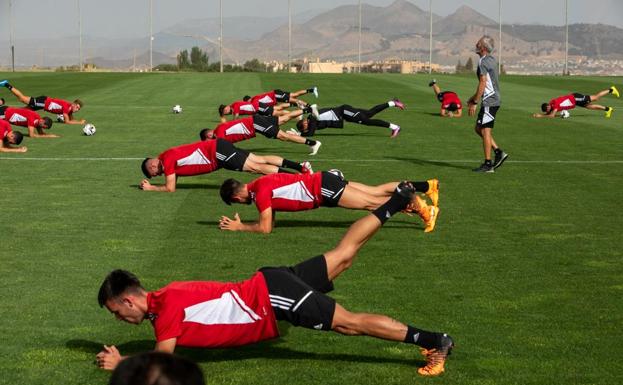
[1,157,622,164]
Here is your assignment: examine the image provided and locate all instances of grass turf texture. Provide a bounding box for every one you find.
[1,72,622,385]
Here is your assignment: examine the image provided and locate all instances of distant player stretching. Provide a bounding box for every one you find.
[201,109,322,156]
[96,183,454,376]
[294,99,404,138]
[428,80,462,117]
[218,171,439,233]
[139,139,312,192]
[532,86,619,118]
[0,80,85,124]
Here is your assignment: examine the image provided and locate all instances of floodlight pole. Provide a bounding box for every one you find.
[564,0,568,75]
[498,0,502,75]
[78,0,83,71]
[219,0,223,73]
[287,0,292,73]
[358,0,362,73]
[149,0,153,71]
[9,0,15,72]
[428,0,432,74]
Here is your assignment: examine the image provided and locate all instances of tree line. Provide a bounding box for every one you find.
[154,46,269,72]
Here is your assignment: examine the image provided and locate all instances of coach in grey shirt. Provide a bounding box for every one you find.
[467,35,508,173]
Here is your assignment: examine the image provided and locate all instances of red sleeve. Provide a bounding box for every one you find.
[159,150,177,176]
[152,295,183,342]
[250,181,272,213]
[28,110,40,127]
[0,120,10,138]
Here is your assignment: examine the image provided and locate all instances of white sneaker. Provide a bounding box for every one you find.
[309,141,322,156]
[313,86,319,98]
[287,128,301,136]
[390,125,401,138]
[310,104,320,119]
[300,161,313,174]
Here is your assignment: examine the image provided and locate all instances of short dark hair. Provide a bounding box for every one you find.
[447,103,458,112]
[12,130,24,145]
[74,99,84,107]
[541,103,549,113]
[296,120,305,131]
[242,95,251,102]
[218,104,226,116]
[0,98,5,105]
[141,158,152,179]
[98,269,144,308]
[109,352,205,385]
[42,117,53,129]
[199,128,209,141]
[220,178,242,205]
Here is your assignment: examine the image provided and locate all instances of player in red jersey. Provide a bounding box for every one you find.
[201,111,322,156]
[96,183,454,377]
[139,139,312,192]
[246,87,318,107]
[0,106,56,138]
[218,171,440,233]
[0,80,85,124]
[428,80,462,118]
[533,86,619,118]
[218,99,294,122]
[0,120,27,153]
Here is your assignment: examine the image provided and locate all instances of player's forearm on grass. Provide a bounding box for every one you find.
[154,338,176,353]
[238,210,273,233]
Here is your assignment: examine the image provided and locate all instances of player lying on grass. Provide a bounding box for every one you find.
[428,79,462,118]
[139,139,312,193]
[0,80,86,125]
[219,87,318,122]
[0,106,57,138]
[292,99,404,138]
[218,171,439,233]
[96,183,454,377]
[532,86,619,119]
[0,119,26,153]
[201,108,322,156]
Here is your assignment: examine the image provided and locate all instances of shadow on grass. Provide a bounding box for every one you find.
[387,156,473,170]
[66,338,420,367]
[197,219,418,230]
[128,183,220,190]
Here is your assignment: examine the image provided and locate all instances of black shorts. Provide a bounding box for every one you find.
[257,102,274,117]
[320,171,348,207]
[274,89,290,103]
[215,138,249,171]
[0,105,7,118]
[27,96,48,111]
[573,93,591,107]
[260,255,336,331]
[436,92,447,103]
[252,115,279,139]
[476,105,500,129]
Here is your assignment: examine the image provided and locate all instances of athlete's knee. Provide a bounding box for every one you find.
[332,307,364,335]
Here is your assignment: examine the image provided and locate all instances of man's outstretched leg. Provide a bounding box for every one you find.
[322,184,453,376]
[1,81,32,105]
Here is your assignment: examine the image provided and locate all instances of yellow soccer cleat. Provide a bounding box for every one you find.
[605,107,613,118]
[424,206,439,233]
[425,179,439,207]
[418,334,454,376]
[611,86,620,98]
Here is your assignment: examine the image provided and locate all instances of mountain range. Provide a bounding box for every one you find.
[1,0,622,71]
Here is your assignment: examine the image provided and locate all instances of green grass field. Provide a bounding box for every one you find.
[1,71,622,385]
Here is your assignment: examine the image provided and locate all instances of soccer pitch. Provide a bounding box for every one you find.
[1,71,622,385]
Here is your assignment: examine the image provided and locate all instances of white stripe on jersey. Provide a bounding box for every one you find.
[225,122,252,136]
[272,181,314,203]
[183,290,261,325]
[177,149,211,167]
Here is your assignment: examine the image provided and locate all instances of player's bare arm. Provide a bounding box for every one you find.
[28,125,59,138]
[219,208,273,233]
[532,110,557,118]
[468,76,487,116]
[140,174,177,192]
[0,143,28,153]
[62,112,86,125]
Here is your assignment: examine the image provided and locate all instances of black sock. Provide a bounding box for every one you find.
[304,139,316,146]
[290,101,298,107]
[484,159,492,166]
[372,191,411,224]
[410,181,429,193]
[303,106,312,114]
[404,325,441,349]
[609,88,613,94]
[306,88,314,93]
[494,148,502,155]
[281,159,303,172]
[606,106,611,111]
[5,83,13,90]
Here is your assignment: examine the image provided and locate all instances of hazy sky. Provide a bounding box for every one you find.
[1,0,622,40]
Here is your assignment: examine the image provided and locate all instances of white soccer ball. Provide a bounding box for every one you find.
[172,105,183,114]
[83,123,96,136]
[56,114,65,123]
[560,110,570,119]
